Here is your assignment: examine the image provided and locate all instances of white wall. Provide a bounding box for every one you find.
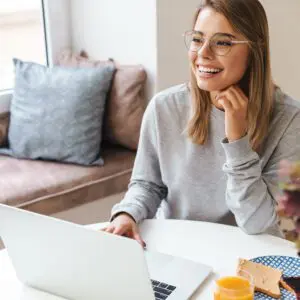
[156,0,199,92]
[260,0,300,100]
[71,0,157,101]
[70,1,300,101]
[70,0,198,96]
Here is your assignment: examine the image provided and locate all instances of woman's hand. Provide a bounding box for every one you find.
[102,213,146,248]
[216,85,248,142]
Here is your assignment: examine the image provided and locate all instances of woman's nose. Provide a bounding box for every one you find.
[197,41,213,59]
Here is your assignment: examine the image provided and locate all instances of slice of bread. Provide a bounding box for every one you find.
[237,258,282,299]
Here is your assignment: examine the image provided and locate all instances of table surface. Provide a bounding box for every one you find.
[0,219,297,299]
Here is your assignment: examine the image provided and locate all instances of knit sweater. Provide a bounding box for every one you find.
[111,84,300,234]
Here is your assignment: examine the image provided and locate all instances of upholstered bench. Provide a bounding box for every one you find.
[0,112,135,215]
[0,51,147,216]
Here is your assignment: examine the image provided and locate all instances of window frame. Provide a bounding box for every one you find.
[0,0,71,112]
[41,0,50,67]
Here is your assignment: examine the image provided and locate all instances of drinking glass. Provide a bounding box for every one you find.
[214,270,254,300]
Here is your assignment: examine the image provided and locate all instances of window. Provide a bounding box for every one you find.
[0,0,47,91]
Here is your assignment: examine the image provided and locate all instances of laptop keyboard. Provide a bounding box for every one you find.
[151,279,177,300]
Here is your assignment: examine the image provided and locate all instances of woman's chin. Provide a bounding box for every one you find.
[196,80,226,92]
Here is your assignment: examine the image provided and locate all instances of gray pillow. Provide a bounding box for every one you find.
[0,59,115,166]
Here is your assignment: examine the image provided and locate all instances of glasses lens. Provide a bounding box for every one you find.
[185,32,204,52]
[211,34,233,56]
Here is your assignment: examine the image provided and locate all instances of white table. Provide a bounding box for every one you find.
[0,219,297,299]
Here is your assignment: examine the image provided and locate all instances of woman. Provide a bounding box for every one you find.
[104,0,300,246]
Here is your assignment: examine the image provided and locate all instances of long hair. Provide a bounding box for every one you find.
[187,0,276,152]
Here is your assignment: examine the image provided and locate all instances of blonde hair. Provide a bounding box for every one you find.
[187,0,276,152]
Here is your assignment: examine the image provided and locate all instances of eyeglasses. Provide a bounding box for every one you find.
[183,30,250,56]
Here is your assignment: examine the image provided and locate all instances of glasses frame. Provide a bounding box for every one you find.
[183,30,250,56]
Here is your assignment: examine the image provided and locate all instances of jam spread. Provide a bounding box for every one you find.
[282,277,300,299]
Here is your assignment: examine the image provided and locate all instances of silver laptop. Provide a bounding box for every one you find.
[0,204,212,300]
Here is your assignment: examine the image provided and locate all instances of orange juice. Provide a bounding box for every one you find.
[214,276,254,300]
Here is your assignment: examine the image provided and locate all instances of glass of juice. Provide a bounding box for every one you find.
[214,270,254,300]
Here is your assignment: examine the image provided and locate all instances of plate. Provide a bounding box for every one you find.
[250,255,300,299]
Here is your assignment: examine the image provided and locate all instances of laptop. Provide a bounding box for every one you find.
[0,204,212,300]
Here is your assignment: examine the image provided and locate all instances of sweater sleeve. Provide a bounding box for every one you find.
[221,111,300,235]
[110,97,168,223]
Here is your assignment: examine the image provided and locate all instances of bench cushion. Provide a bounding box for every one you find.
[0,144,135,215]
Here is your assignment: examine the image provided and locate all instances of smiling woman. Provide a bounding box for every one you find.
[186,0,273,152]
[104,0,300,244]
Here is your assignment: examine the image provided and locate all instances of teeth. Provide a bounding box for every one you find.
[198,67,222,73]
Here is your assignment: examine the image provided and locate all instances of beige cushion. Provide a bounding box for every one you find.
[104,63,147,150]
[55,49,112,68]
[0,143,135,215]
[0,112,9,147]
[56,49,147,150]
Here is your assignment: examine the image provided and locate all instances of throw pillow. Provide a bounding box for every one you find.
[56,50,147,150]
[0,58,115,166]
[103,63,147,150]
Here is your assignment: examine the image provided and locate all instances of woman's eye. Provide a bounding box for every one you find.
[192,38,204,43]
[216,40,232,47]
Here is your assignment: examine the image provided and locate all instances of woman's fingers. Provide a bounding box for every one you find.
[232,85,248,103]
[217,90,239,110]
[132,228,147,248]
[100,223,146,248]
[102,223,132,237]
[225,89,240,110]
[101,225,115,233]
[218,95,233,111]
[229,86,247,109]
[112,224,128,236]
[216,86,248,111]
[99,214,146,248]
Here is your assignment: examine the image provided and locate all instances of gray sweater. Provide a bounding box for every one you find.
[111,84,300,234]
